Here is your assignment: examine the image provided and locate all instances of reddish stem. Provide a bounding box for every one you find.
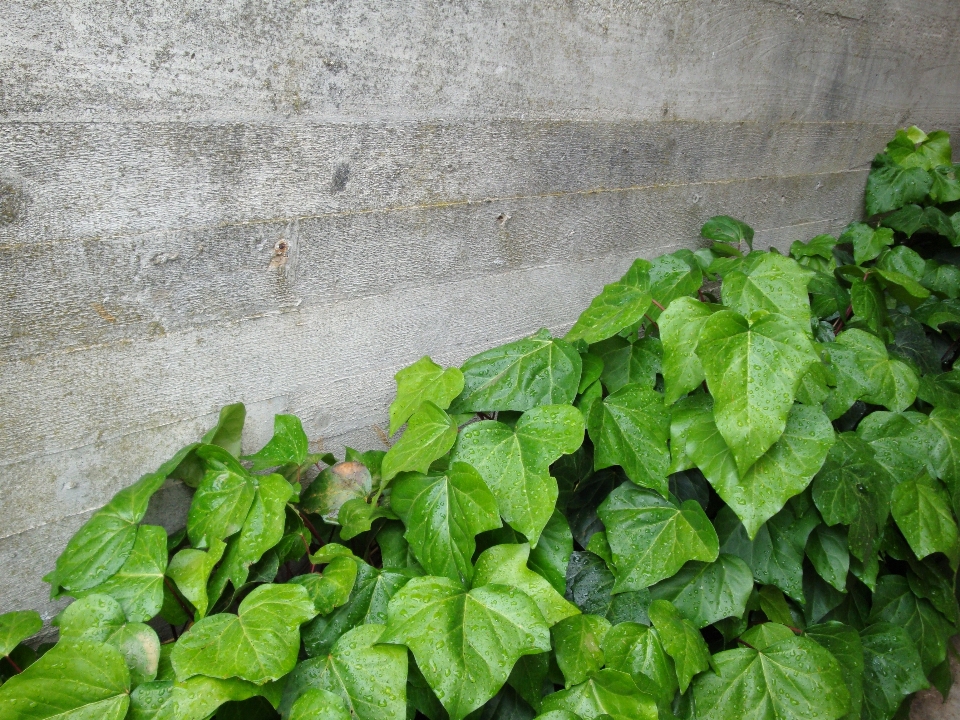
[164,576,193,619]
[650,298,666,311]
[737,638,758,651]
[5,654,22,674]
[644,314,659,330]
[299,512,326,547]
[301,534,316,572]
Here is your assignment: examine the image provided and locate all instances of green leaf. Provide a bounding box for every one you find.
[913,296,960,331]
[301,561,412,657]
[806,524,850,593]
[287,688,351,720]
[473,543,579,626]
[48,471,167,594]
[850,275,887,334]
[720,252,814,329]
[740,621,795,649]
[829,329,918,413]
[922,260,960,298]
[300,461,373,524]
[859,623,928,720]
[0,611,41,658]
[551,614,611,687]
[791,234,838,262]
[167,539,227,620]
[381,402,458,484]
[381,576,551,720]
[598,484,718,592]
[391,462,500,585]
[127,676,276,720]
[278,624,406,720]
[869,575,951,673]
[186,463,256,549]
[647,599,710,693]
[602,622,677,708]
[648,253,703,318]
[453,404,584,544]
[528,511,573,594]
[241,414,309,472]
[924,407,960,503]
[563,552,651,624]
[289,556,359,615]
[887,128,952,170]
[929,164,960,204]
[697,310,819,474]
[701,216,754,250]
[578,352,603,393]
[659,297,720,404]
[73,524,167,623]
[451,329,582,413]
[692,634,850,720]
[202,402,247,457]
[865,154,933,216]
[757,586,796,627]
[648,554,753,628]
[591,336,661,393]
[389,356,465,436]
[918,370,960,409]
[809,271,850,321]
[0,640,131,720]
[892,474,960,565]
[539,669,658,720]
[587,384,670,495]
[171,584,317,685]
[565,260,653,345]
[839,222,895,265]
[805,622,864,720]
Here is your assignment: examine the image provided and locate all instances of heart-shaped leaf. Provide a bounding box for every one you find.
[891,474,960,565]
[300,461,373,524]
[167,539,226,620]
[539,669,658,720]
[128,676,273,720]
[701,216,754,249]
[289,556,358,615]
[648,554,753,628]
[869,575,951,673]
[389,356,464,436]
[648,252,704,318]
[859,623,928,720]
[381,402,458,484]
[865,154,933,216]
[381,576,551,720]
[241,414,310,471]
[0,611,42,658]
[287,688,351,720]
[647,600,710,693]
[720,252,814,330]
[659,297,721,404]
[565,260,653,345]
[602,621,677,708]
[805,621,864,720]
[806,525,850,593]
[551,614,610,687]
[591,336,661,393]
[186,463,257,549]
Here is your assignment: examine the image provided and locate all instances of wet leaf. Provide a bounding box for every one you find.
[389,356,464,436]
[565,260,653,345]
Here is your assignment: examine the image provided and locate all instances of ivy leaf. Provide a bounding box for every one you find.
[528,510,574,594]
[202,402,247,457]
[391,462,501,585]
[924,407,960,502]
[278,624,407,720]
[538,669,658,720]
[186,462,256,549]
[289,556,359,615]
[598,484,718,592]
[241,415,309,472]
[47,471,168,594]
[850,275,887,334]
[891,474,960,566]
[921,260,960,298]
[565,260,653,345]
[869,575,951,673]
[865,153,933,216]
[701,216,754,250]
[587,384,670,496]
[591,336,661,393]
[918,370,960,409]
[697,310,819,475]
[381,402,458,485]
[791,234,838,262]
[551,614,611,687]
[563,552,649,623]
[167,539,226,621]
[720,252,814,329]
[450,329,582,413]
[913,296,960,331]
[859,623,928,720]
[929,164,960,204]
[171,584,317,685]
[648,555,753,628]
[0,611,41,658]
[829,330,918,413]
[692,633,850,720]
[838,223,895,265]
[381,576,551,720]
[647,253,703,318]
[602,622,677,708]
[647,599,710,693]
[0,640,131,720]
[806,525,850,593]
[805,622,864,720]
[302,561,412,658]
[389,356,465,436]
[473,543,579,626]
[452,404,584,544]
[300,461,373,524]
[659,297,720,404]
[287,688,351,720]
[886,127,952,170]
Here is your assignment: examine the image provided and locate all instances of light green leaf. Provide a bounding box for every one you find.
[599,484,718,592]
[202,402,246,457]
[528,510,574,594]
[381,402,458,484]
[565,260,653,345]
[391,462,501,585]
[289,556,359,615]
[591,336,661,393]
[839,222,895,265]
[278,624,406,720]
[450,329,582,413]
[288,688,351,720]
[806,524,849,593]
[925,407,960,498]
[648,554,753,628]
[167,539,226,620]
[128,676,278,720]
[48,471,168,594]
[692,634,850,720]
[865,154,933,216]
[886,127,952,170]
[171,584,317,685]
[805,622,864,720]
[697,310,819,475]
[578,352,604,393]
[659,297,721,404]
[389,356,464,436]
[587,384,670,495]
[539,669,658,720]
[869,575,951,673]
[241,414,309,471]
[791,234,837,262]
[186,464,256,549]
[381,576,551,720]
[829,329,918,412]
[602,622,677,708]
[648,253,703,318]
[647,599,710,693]
[0,611,41,658]
[720,252,814,329]
[929,164,960,204]
[892,474,960,565]
[701,216,754,250]
[552,614,611,687]
[860,623,928,720]
[0,640,130,720]
[452,404,584,544]
[473,543,579,626]
[300,461,373,524]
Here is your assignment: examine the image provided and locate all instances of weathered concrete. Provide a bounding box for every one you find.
[2,4,959,708]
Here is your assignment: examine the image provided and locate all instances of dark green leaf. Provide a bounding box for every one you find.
[602,622,677,708]
[647,599,710,693]
[648,555,752,628]
[551,614,611,687]
[806,524,850,593]
[892,474,960,565]
[865,154,933,216]
[805,621,864,720]
[591,336,661,393]
[860,623,928,720]
[528,511,573,594]
[563,552,651,624]
[701,216,754,250]
[869,575,951,673]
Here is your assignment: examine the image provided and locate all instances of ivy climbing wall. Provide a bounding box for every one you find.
[2,0,960,663]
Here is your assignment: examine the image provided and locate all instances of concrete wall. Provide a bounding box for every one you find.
[2,0,959,648]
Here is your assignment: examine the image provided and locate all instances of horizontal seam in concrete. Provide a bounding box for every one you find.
[0,508,97,542]
[0,167,869,251]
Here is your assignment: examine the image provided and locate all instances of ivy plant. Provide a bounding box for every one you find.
[3,126,960,720]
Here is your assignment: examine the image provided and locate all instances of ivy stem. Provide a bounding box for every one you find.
[164,576,193,619]
[299,512,326,547]
[644,314,659,330]
[5,654,22,674]
[737,638,758,651]
[301,534,316,573]
[650,298,666,311]
[786,626,803,635]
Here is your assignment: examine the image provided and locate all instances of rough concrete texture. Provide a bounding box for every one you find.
[1,1,960,709]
